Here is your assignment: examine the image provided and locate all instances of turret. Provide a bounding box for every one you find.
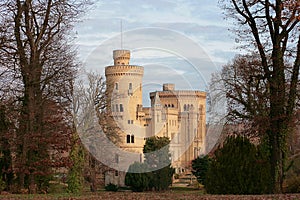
[113,50,130,65]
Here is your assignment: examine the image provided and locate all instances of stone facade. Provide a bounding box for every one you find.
[104,50,206,185]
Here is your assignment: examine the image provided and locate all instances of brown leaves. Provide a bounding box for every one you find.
[3,192,300,200]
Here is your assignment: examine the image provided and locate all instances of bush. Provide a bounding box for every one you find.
[192,155,211,185]
[126,137,175,192]
[205,136,271,194]
[66,135,85,193]
[150,165,174,191]
[125,162,150,192]
[143,136,174,191]
[105,183,119,192]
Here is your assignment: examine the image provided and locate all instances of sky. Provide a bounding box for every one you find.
[74,0,239,106]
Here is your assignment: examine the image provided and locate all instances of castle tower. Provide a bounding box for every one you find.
[150,93,165,137]
[105,50,145,153]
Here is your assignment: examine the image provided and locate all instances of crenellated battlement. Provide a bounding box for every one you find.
[105,65,144,76]
[150,90,206,98]
[113,50,130,59]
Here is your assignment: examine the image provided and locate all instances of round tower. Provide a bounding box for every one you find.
[105,50,144,152]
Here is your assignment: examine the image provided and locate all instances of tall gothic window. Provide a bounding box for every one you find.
[126,135,130,143]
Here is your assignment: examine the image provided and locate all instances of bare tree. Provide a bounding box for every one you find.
[222,54,270,135]
[72,72,121,192]
[220,0,300,193]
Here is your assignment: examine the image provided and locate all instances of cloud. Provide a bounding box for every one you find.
[74,0,238,106]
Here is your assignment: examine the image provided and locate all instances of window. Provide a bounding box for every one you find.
[126,135,130,143]
[128,83,133,96]
[126,134,135,143]
[120,104,123,112]
[115,170,119,176]
[115,83,119,90]
[128,120,133,124]
[116,104,119,112]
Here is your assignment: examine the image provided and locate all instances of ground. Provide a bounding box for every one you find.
[1,190,300,200]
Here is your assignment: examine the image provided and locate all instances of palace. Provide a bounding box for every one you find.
[104,49,206,185]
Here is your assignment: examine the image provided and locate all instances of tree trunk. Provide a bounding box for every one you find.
[268,42,286,193]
